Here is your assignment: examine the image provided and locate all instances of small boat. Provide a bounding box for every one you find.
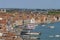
[41,24,46,27]
[30,37,40,39]
[48,26,55,29]
[26,32,41,35]
[55,35,60,37]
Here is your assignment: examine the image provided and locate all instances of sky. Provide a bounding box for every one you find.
[0,0,60,9]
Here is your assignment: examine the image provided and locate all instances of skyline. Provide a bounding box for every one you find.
[0,0,60,9]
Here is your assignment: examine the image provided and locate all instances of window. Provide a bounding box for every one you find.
[0,27,2,29]
[56,17,59,20]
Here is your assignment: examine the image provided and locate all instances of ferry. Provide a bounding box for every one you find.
[21,32,41,40]
[21,31,41,35]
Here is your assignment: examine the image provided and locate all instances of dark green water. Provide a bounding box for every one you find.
[31,22,60,40]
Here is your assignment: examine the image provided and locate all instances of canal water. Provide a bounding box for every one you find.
[31,22,60,40]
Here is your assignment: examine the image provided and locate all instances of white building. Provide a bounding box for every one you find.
[0,9,6,12]
[30,18,35,23]
[15,20,23,26]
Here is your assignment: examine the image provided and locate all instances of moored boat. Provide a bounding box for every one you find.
[26,32,41,35]
[48,26,55,29]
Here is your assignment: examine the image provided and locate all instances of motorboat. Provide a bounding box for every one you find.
[48,26,55,29]
[21,30,41,35]
[55,35,60,37]
[41,24,46,27]
[26,32,41,35]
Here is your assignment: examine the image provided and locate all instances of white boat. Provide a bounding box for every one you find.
[30,37,40,39]
[42,24,46,27]
[55,35,60,37]
[49,26,55,29]
[26,32,40,35]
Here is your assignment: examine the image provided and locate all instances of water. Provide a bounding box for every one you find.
[31,22,60,40]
